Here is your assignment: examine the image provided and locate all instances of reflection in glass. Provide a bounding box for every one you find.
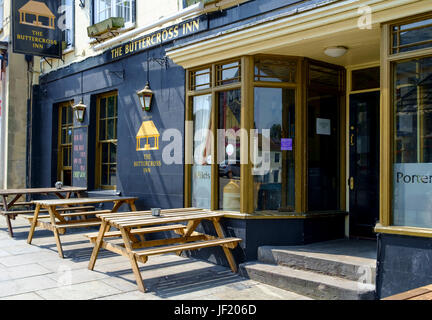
[393,57,432,228]
[253,88,295,212]
[218,89,241,211]
[255,58,297,83]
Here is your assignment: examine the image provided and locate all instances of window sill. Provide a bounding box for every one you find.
[62,47,74,55]
[375,224,432,238]
[88,23,136,45]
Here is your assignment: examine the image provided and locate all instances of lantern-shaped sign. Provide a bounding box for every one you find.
[72,101,87,122]
[137,82,154,112]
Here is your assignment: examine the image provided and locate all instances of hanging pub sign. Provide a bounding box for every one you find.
[12,0,62,58]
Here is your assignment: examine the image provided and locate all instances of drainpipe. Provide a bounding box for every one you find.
[93,2,204,51]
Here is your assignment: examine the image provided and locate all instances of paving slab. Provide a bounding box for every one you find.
[0,275,59,298]
[36,280,122,300]
[0,292,45,300]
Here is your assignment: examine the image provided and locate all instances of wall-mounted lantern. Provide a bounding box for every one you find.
[137,81,154,112]
[72,101,87,122]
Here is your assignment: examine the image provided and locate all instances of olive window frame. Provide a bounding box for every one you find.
[377,12,432,238]
[185,55,334,215]
[57,101,74,186]
[95,91,118,190]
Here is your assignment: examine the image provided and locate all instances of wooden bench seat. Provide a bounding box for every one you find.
[134,237,242,259]
[85,224,188,241]
[4,205,96,216]
[0,201,34,207]
[21,209,111,221]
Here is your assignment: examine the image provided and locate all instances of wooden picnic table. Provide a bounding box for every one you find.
[86,208,242,293]
[27,196,138,258]
[382,284,432,300]
[0,187,87,237]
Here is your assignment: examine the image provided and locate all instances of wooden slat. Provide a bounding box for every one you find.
[382,288,431,300]
[113,212,225,228]
[56,206,96,212]
[408,291,432,300]
[134,237,241,257]
[56,209,111,218]
[55,220,101,229]
[96,207,205,219]
[33,197,138,207]
[0,187,86,196]
[85,224,188,240]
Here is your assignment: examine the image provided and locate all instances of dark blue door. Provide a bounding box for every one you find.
[349,91,380,238]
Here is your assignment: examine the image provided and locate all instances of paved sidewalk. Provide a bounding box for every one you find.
[0,216,310,300]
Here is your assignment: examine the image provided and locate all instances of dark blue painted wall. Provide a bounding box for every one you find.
[376,233,432,299]
[33,46,185,209]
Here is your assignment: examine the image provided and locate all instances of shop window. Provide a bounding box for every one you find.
[189,68,211,91]
[58,102,74,186]
[218,89,241,211]
[61,0,74,50]
[93,0,136,27]
[391,15,432,54]
[191,94,212,209]
[216,61,241,86]
[393,56,432,228]
[255,57,297,83]
[96,92,118,189]
[253,87,295,212]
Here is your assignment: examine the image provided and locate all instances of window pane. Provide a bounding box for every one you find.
[255,58,297,83]
[116,0,131,23]
[217,61,240,86]
[191,94,212,209]
[309,65,340,89]
[218,89,241,211]
[253,87,296,212]
[352,67,380,91]
[393,57,432,228]
[107,96,115,117]
[109,165,117,186]
[392,17,432,54]
[110,142,117,163]
[100,98,106,118]
[107,119,115,140]
[99,119,106,140]
[102,143,109,163]
[101,164,109,185]
[191,68,211,91]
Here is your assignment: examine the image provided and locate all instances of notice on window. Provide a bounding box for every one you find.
[316,118,331,135]
[281,138,293,151]
[72,126,88,188]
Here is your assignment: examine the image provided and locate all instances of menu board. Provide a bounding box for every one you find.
[72,126,88,188]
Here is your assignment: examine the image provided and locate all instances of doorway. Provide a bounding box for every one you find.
[349,90,380,238]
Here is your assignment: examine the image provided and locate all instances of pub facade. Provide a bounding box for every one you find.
[29,0,432,298]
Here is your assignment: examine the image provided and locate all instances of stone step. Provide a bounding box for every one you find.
[258,245,377,284]
[239,261,376,300]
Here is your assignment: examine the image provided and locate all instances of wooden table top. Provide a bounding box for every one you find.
[382,284,432,300]
[107,212,225,229]
[32,196,138,206]
[0,187,87,196]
